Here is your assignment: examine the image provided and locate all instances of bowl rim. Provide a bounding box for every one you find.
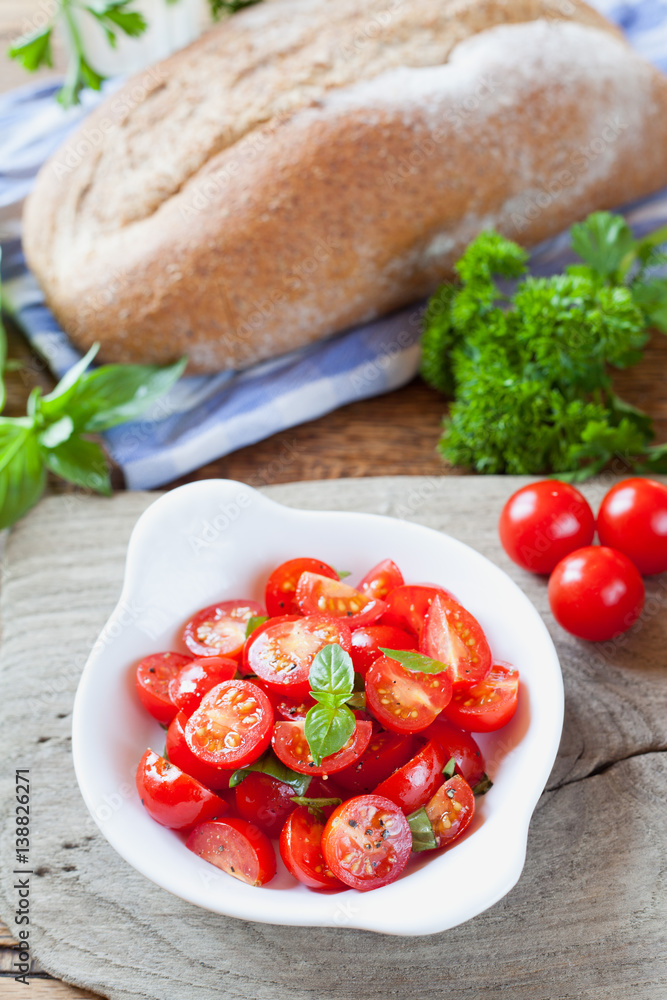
[72,479,563,936]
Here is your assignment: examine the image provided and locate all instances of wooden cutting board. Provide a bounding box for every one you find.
[0,477,666,1000]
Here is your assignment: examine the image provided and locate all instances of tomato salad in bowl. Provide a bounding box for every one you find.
[134,556,519,893]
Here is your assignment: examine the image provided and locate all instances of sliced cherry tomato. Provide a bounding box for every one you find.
[597,478,667,576]
[280,806,345,890]
[244,614,351,698]
[265,558,338,616]
[499,480,595,575]
[185,680,273,768]
[265,688,316,722]
[357,559,404,600]
[322,794,412,891]
[186,817,276,886]
[183,599,265,659]
[335,731,416,795]
[350,625,416,676]
[380,585,452,636]
[548,546,645,642]
[295,573,386,628]
[234,772,299,838]
[374,739,447,814]
[444,663,519,732]
[135,651,192,726]
[365,654,452,734]
[420,717,487,788]
[165,711,232,791]
[420,593,491,688]
[168,656,237,717]
[136,749,227,831]
[424,774,475,848]
[272,719,373,775]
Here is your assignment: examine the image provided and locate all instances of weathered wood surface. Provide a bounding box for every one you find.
[0,477,665,1000]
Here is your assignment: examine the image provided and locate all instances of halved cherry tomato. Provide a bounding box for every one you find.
[420,717,487,788]
[322,794,412,891]
[244,614,351,699]
[234,772,299,838]
[358,559,404,600]
[165,711,232,791]
[183,599,265,659]
[296,573,386,628]
[265,558,338,616]
[380,585,452,636]
[374,739,447,814]
[365,654,452,734]
[444,663,519,732]
[280,806,345,890]
[135,651,192,726]
[186,817,276,886]
[185,680,273,768]
[350,625,416,676]
[168,656,237,717]
[263,686,316,722]
[335,731,416,795]
[421,593,491,688]
[272,719,373,775]
[424,774,475,848]
[136,749,227,831]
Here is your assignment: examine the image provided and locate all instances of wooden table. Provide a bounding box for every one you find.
[1,2,667,996]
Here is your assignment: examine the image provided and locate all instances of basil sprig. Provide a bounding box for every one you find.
[229,750,311,795]
[380,648,449,674]
[304,644,358,766]
[0,339,185,529]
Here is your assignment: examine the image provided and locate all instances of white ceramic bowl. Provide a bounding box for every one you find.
[72,479,563,936]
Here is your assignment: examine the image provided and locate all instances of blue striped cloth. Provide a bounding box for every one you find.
[1,0,667,489]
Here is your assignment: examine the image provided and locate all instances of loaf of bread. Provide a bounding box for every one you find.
[23,0,667,373]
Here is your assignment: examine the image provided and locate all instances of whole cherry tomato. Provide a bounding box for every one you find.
[596,477,667,576]
[548,546,645,642]
[499,480,595,575]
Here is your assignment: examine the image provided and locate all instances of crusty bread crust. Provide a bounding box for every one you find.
[23,0,667,372]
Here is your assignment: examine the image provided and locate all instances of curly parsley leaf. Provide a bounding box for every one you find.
[570,211,636,281]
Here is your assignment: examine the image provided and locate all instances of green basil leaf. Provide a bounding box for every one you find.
[38,415,75,450]
[290,796,342,809]
[0,422,47,529]
[229,750,311,795]
[335,569,351,579]
[42,436,112,496]
[407,807,438,853]
[471,774,493,796]
[304,703,355,767]
[346,691,366,711]
[442,756,457,778]
[308,643,354,702]
[380,648,449,675]
[245,614,268,639]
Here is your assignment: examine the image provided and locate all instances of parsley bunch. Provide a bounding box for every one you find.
[420,212,667,481]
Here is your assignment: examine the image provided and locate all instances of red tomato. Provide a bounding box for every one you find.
[265,557,338,617]
[350,625,416,676]
[334,731,416,795]
[424,775,475,848]
[185,680,274,768]
[357,559,405,600]
[597,478,667,576]
[322,795,412,891]
[548,545,645,642]
[234,772,299,837]
[136,749,227,831]
[265,688,316,722]
[499,480,595,575]
[420,717,487,788]
[365,654,452,734]
[420,593,491,688]
[134,651,192,726]
[295,573,386,628]
[167,656,237,717]
[380,585,452,636]
[183,599,265,659]
[444,664,519,732]
[186,817,276,886]
[166,711,233,791]
[244,614,351,699]
[272,719,373,775]
[374,739,447,814]
[280,806,345,890]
